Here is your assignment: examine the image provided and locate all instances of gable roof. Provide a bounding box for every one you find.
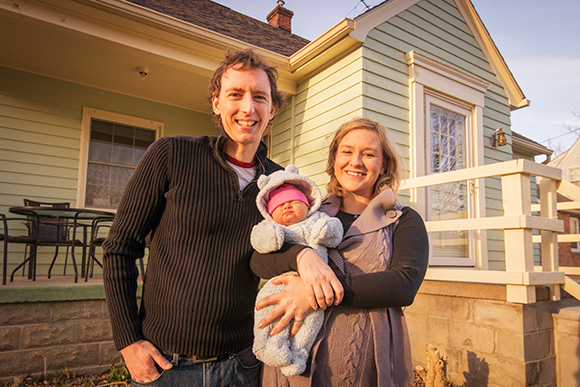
[125,0,310,56]
[549,136,580,169]
[512,130,552,158]
[289,0,530,110]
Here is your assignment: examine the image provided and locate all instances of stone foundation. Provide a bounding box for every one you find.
[1,280,578,386]
[0,284,122,381]
[406,281,557,387]
[552,298,580,387]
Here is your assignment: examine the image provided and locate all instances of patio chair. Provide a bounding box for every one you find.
[85,217,146,282]
[22,199,83,281]
[1,213,37,285]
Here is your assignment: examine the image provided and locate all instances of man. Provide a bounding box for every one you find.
[102,49,286,385]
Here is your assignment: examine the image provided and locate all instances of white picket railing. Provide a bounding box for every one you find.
[400,159,580,304]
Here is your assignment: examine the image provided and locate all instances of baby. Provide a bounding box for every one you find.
[251,164,343,376]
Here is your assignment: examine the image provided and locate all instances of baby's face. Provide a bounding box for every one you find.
[271,200,309,226]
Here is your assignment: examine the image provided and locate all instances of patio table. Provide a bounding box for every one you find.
[8,206,115,283]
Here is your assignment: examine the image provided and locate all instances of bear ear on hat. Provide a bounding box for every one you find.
[258,174,269,190]
[285,164,299,174]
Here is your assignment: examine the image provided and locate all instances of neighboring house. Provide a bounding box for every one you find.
[548,137,580,268]
[2,0,577,385]
[557,210,580,267]
[550,135,580,185]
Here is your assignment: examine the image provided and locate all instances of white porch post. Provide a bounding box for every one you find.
[539,177,561,301]
[502,172,536,303]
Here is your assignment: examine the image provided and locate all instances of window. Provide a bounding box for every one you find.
[78,108,163,209]
[262,126,272,158]
[570,167,580,187]
[571,217,580,253]
[407,51,489,268]
[428,103,471,260]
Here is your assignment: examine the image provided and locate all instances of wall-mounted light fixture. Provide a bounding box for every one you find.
[491,127,507,149]
[137,66,150,81]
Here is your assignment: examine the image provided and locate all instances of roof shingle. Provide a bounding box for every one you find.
[126,0,310,56]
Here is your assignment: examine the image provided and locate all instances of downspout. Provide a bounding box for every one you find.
[290,94,296,164]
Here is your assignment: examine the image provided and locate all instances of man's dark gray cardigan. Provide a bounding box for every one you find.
[103,133,282,357]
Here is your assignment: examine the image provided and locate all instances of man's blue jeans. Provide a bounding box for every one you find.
[130,347,262,387]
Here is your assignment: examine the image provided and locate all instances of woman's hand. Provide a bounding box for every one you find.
[256,274,314,337]
[297,248,344,310]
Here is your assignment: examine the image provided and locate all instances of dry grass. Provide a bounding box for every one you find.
[2,365,459,387]
[0,363,129,387]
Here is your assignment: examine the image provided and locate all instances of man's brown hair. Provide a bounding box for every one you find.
[208,49,286,126]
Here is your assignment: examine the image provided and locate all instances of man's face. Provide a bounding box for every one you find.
[212,66,275,149]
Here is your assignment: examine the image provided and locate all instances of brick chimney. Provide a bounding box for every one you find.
[267,0,294,33]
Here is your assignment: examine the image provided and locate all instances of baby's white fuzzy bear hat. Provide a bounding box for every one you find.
[256,164,322,222]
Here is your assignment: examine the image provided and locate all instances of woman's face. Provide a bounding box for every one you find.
[334,129,385,201]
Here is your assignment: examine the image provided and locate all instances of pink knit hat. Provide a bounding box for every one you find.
[267,183,310,215]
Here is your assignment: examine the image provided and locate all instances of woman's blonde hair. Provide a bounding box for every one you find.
[326,117,403,198]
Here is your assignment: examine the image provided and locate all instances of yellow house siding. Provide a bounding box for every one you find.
[0,66,215,276]
[357,0,515,269]
[271,49,365,188]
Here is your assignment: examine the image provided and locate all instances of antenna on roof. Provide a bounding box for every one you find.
[346,1,373,18]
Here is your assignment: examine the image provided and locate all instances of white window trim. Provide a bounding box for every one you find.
[77,107,164,209]
[568,166,580,185]
[571,217,580,253]
[406,50,489,269]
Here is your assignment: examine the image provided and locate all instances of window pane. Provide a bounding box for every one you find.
[114,124,134,146]
[431,113,440,134]
[134,148,147,166]
[88,140,112,163]
[571,168,580,182]
[441,116,448,135]
[571,218,579,251]
[86,163,110,186]
[440,155,448,172]
[86,164,111,208]
[91,119,113,142]
[135,128,155,149]
[110,187,125,208]
[85,184,111,208]
[112,144,134,166]
[432,154,440,173]
[449,156,457,170]
[431,132,440,154]
[110,166,133,188]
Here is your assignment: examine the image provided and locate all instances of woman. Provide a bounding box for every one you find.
[251,117,429,386]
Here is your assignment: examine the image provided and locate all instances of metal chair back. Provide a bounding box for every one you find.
[23,199,71,242]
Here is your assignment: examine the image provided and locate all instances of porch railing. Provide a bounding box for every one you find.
[400,159,580,304]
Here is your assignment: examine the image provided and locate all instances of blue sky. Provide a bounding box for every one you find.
[215,0,580,154]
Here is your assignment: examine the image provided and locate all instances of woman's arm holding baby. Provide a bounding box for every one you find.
[251,246,343,310]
